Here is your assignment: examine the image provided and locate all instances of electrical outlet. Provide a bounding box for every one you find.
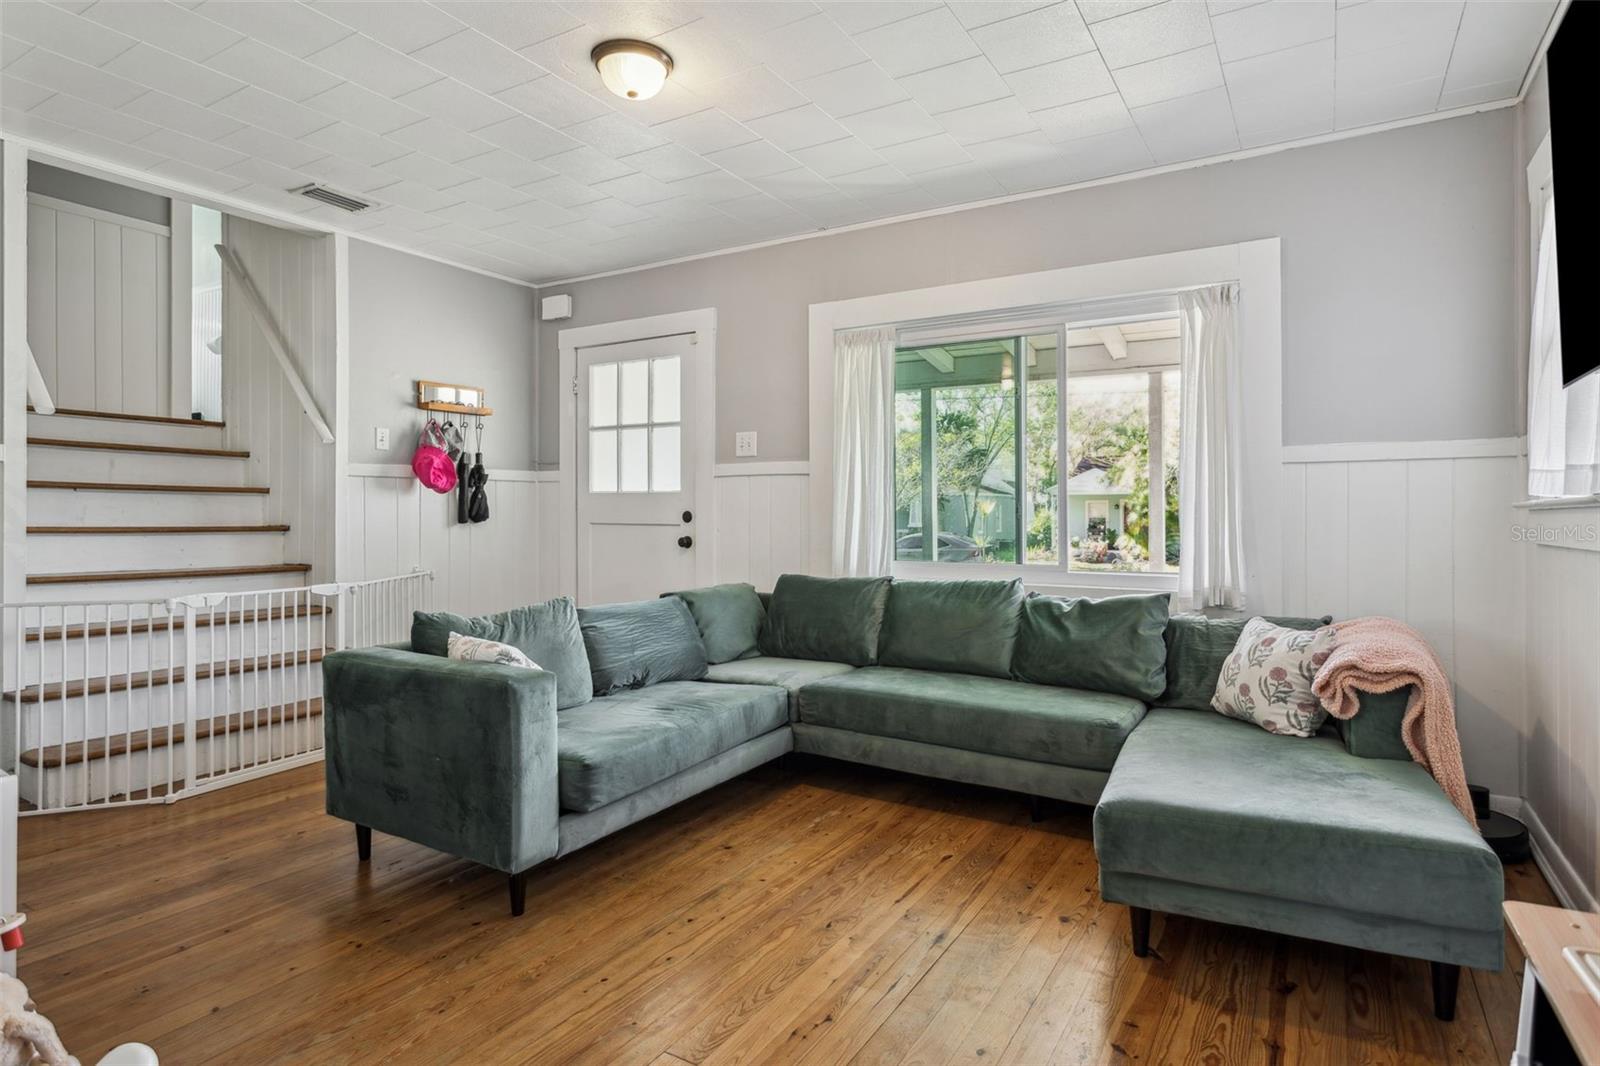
[735,431,757,457]
[375,426,391,451]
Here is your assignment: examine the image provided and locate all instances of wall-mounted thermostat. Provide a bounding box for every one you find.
[541,294,573,320]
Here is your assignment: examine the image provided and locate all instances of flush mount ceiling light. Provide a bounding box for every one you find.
[591,39,673,101]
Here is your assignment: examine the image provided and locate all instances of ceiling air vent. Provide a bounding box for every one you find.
[292,184,371,213]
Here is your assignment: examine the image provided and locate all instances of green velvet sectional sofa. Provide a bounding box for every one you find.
[321,574,1502,1021]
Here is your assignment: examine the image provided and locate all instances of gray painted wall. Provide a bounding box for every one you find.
[538,109,1518,464]
[348,241,536,468]
[28,162,169,226]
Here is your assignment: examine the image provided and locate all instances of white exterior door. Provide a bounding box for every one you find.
[575,332,703,605]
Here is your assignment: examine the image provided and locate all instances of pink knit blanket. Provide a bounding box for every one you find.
[1311,616,1476,825]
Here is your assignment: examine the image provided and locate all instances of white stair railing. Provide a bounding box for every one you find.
[0,571,431,814]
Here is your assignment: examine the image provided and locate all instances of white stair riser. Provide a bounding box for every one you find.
[9,663,323,748]
[27,413,225,449]
[28,531,287,572]
[15,717,321,810]
[27,487,268,526]
[28,446,249,486]
[27,569,309,603]
[7,621,330,687]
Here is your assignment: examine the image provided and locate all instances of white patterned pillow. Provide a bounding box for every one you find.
[1211,617,1336,737]
[447,632,540,670]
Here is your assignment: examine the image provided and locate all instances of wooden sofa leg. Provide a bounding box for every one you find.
[1130,907,1151,958]
[509,870,529,917]
[355,825,371,862]
[1431,961,1460,1022]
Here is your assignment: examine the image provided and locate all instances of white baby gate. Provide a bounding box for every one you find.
[0,571,431,815]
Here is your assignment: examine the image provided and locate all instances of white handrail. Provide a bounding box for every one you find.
[215,243,335,444]
[21,340,53,415]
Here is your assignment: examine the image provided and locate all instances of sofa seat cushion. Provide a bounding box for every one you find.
[1094,709,1502,932]
[796,667,1145,772]
[703,656,856,718]
[556,682,787,812]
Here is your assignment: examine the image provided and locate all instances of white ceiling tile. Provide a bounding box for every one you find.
[876,131,973,174]
[5,108,167,167]
[791,136,885,177]
[830,163,916,196]
[745,166,839,200]
[134,125,248,171]
[745,103,849,151]
[899,55,1010,115]
[553,217,623,244]
[2,37,32,67]
[1076,0,1164,24]
[220,121,333,168]
[649,195,737,222]
[365,177,457,212]
[559,0,701,39]
[1436,77,1520,112]
[619,142,717,182]
[565,112,669,156]
[698,66,808,121]
[680,1,820,42]
[795,60,908,118]
[1441,0,1555,98]
[662,168,760,202]
[385,117,495,163]
[374,150,475,190]
[1032,91,1135,141]
[603,78,710,126]
[81,1,242,61]
[818,2,938,35]
[211,85,333,138]
[1003,50,1115,111]
[838,99,943,148]
[1336,0,1463,57]
[749,13,867,82]
[299,153,400,192]
[432,200,515,230]
[306,80,425,134]
[102,41,243,105]
[145,156,251,193]
[1232,85,1333,144]
[4,45,146,108]
[652,107,757,154]
[1208,1,1269,15]
[914,160,1005,203]
[410,29,546,95]
[591,170,681,206]
[970,3,1096,73]
[998,126,1151,188]
[1223,37,1333,100]
[495,76,610,128]
[204,38,343,102]
[1089,1,1213,68]
[1112,44,1224,108]
[1336,31,1453,92]
[452,147,555,185]
[0,1,136,65]
[301,120,411,165]
[431,1,581,50]
[474,114,583,161]
[120,88,244,140]
[948,2,1055,30]
[221,155,324,192]
[1,74,57,112]
[192,1,352,57]
[1335,73,1442,129]
[311,1,464,53]
[855,7,981,77]
[704,138,800,178]
[1211,0,1333,64]
[305,32,441,97]
[1129,85,1237,162]
[936,95,1039,145]
[541,144,636,183]
[518,176,602,211]
[395,77,519,132]
[650,17,761,90]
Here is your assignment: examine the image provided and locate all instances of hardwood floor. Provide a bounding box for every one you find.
[17,757,1553,1065]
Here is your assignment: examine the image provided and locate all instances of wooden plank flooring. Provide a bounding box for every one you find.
[17,757,1553,1065]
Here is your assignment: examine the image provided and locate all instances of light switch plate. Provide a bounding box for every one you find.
[735,431,757,457]
[375,426,391,451]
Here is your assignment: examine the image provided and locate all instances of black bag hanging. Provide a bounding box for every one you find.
[468,421,489,523]
[455,452,471,524]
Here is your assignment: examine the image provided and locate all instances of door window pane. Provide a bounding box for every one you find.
[652,357,680,423]
[652,426,681,491]
[590,363,618,427]
[1023,334,1059,564]
[619,426,648,491]
[893,390,924,561]
[589,429,617,493]
[1160,369,1181,572]
[619,360,648,424]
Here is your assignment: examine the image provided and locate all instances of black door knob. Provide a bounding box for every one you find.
[677,535,693,548]
[682,510,693,522]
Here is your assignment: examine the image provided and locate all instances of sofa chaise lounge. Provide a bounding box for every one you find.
[321,574,1501,1020]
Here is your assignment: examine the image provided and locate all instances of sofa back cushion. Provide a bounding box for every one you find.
[878,578,1024,678]
[412,597,592,709]
[579,597,709,695]
[1160,613,1332,711]
[759,574,891,666]
[1012,593,1170,701]
[666,583,765,664]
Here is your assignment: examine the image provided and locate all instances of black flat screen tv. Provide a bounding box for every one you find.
[1547,0,1597,386]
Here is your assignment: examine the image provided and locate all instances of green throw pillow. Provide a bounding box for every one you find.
[1012,592,1170,701]
[1334,687,1415,760]
[578,597,708,695]
[1159,613,1333,711]
[666,583,765,664]
[411,597,592,709]
[759,574,891,666]
[878,578,1024,678]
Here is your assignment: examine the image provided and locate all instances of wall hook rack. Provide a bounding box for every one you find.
[415,379,493,417]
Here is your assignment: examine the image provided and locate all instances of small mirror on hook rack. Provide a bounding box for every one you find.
[416,379,493,416]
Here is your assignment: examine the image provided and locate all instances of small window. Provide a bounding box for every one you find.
[588,356,681,493]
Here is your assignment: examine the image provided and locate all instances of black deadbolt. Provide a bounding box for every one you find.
[677,535,694,548]
[682,510,693,522]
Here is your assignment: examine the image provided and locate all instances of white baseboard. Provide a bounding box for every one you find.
[1495,794,1598,913]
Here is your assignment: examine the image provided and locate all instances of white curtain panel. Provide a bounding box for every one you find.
[832,326,897,577]
[1528,203,1600,498]
[1177,283,1247,610]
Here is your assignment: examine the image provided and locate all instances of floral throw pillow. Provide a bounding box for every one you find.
[447,632,540,670]
[1210,617,1336,737]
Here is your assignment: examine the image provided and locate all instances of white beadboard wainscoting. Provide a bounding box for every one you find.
[26,194,171,416]
[711,462,811,592]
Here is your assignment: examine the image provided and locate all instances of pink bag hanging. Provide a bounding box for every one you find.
[412,419,457,494]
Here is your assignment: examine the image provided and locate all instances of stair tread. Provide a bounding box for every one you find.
[28,524,291,534]
[27,480,269,494]
[5,648,329,703]
[28,563,312,585]
[23,602,330,642]
[29,406,224,428]
[27,437,249,459]
[19,698,323,768]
